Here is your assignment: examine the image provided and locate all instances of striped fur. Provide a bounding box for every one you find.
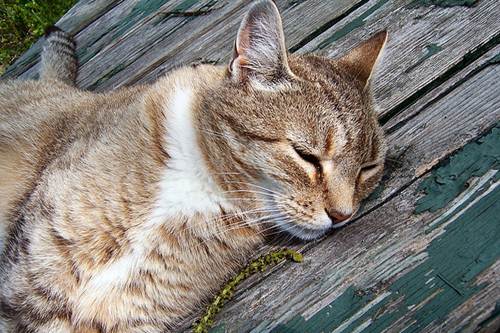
[0,1,387,332]
[40,27,77,85]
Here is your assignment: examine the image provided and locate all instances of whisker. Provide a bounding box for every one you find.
[222,181,286,197]
[176,207,282,234]
[190,211,286,248]
[221,189,284,199]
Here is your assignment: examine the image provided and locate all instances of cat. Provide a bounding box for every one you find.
[0,0,387,332]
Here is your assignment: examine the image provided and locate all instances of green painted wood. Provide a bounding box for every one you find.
[415,127,500,214]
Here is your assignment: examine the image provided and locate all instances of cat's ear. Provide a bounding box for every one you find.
[339,30,387,88]
[229,0,292,88]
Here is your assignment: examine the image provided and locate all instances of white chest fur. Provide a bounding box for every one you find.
[154,87,229,219]
[75,86,232,323]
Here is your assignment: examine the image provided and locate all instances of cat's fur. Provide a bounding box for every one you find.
[0,1,387,332]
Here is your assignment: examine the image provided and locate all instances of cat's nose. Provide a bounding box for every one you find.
[325,209,351,224]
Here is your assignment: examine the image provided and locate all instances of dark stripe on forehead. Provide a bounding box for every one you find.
[324,129,335,157]
[218,113,281,143]
[370,132,381,161]
[238,130,281,143]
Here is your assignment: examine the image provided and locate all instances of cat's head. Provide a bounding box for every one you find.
[200,0,387,240]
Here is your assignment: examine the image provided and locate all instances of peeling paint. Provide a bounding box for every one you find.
[415,125,499,214]
[405,43,443,74]
[272,287,378,333]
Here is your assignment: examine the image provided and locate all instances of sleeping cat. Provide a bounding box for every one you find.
[0,0,387,332]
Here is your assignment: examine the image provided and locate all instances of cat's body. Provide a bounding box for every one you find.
[0,1,387,332]
[0,65,261,332]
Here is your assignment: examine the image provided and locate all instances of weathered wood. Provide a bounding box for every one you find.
[337,45,500,223]
[6,0,498,117]
[78,0,251,89]
[433,260,499,333]
[79,0,368,90]
[203,136,499,332]
[14,0,220,81]
[300,0,500,119]
[365,47,500,212]
[4,0,367,86]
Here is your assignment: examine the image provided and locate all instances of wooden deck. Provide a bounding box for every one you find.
[3,0,499,332]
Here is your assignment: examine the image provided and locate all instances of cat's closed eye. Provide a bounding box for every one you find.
[292,145,321,172]
[358,163,382,183]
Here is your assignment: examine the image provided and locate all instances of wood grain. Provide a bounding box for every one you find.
[300,0,500,119]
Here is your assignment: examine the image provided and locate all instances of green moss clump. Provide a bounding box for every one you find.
[193,249,303,333]
[0,0,76,74]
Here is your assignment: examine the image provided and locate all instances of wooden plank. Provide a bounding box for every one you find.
[422,261,499,333]
[176,46,500,331]
[2,0,498,331]
[4,0,499,120]
[3,0,367,87]
[2,0,123,79]
[79,0,367,90]
[299,0,500,119]
[78,0,252,90]
[361,45,500,214]
[382,46,500,134]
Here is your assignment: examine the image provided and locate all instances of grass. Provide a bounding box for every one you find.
[0,0,76,74]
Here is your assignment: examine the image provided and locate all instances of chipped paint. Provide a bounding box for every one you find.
[415,125,499,213]
[405,43,443,73]
[272,287,378,333]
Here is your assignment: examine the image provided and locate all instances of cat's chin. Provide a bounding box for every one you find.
[287,226,328,241]
[275,220,330,241]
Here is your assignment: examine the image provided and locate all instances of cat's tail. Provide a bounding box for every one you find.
[40,26,77,85]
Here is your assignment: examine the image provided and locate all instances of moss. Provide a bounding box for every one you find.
[0,0,76,74]
[193,249,303,333]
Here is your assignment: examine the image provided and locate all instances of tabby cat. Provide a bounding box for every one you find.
[0,1,387,332]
